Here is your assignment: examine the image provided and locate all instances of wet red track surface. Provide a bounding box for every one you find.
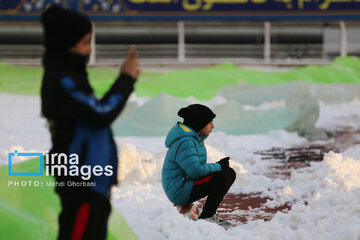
[198,194,292,225]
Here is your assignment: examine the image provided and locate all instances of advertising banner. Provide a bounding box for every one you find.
[0,0,359,21]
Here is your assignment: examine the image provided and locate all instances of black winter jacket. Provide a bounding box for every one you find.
[41,52,134,196]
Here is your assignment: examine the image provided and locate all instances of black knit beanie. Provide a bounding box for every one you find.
[178,104,216,132]
[41,5,92,53]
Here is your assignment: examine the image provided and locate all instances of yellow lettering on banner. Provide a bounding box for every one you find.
[318,0,354,10]
[274,0,358,10]
[129,0,172,3]
[298,0,312,9]
[202,0,212,10]
[128,0,358,10]
[202,0,215,10]
[183,0,202,10]
[251,0,267,3]
[92,4,99,11]
[202,0,250,11]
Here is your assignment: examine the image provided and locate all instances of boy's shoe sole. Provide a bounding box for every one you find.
[175,203,199,220]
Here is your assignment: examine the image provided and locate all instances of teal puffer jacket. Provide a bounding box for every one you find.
[162,122,221,205]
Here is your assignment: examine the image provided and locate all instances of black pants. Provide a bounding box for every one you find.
[188,167,236,219]
[57,191,111,240]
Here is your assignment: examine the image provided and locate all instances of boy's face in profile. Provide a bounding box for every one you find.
[68,32,92,57]
[197,121,214,137]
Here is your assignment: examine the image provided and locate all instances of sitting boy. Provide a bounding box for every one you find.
[162,104,236,225]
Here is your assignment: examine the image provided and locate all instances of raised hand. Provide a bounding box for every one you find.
[121,45,140,80]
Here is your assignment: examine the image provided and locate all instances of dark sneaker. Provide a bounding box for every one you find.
[206,214,232,229]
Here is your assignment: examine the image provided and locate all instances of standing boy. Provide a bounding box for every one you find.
[40,5,140,240]
[162,104,236,225]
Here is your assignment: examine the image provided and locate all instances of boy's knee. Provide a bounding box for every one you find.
[213,170,229,184]
[228,167,236,183]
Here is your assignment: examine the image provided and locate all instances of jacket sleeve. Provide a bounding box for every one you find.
[176,139,221,179]
[58,73,134,128]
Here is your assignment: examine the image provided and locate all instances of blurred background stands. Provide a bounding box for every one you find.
[0,0,359,68]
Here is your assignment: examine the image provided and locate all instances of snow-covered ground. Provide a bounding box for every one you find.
[1,93,360,240]
[0,94,50,164]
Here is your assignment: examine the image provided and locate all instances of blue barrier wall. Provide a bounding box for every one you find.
[0,0,359,21]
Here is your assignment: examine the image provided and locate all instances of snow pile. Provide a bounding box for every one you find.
[320,150,360,191]
[227,148,360,240]
[317,98,360,129]
[266,147,360,205]
[117,143,164,185]
[229,188,360,240]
